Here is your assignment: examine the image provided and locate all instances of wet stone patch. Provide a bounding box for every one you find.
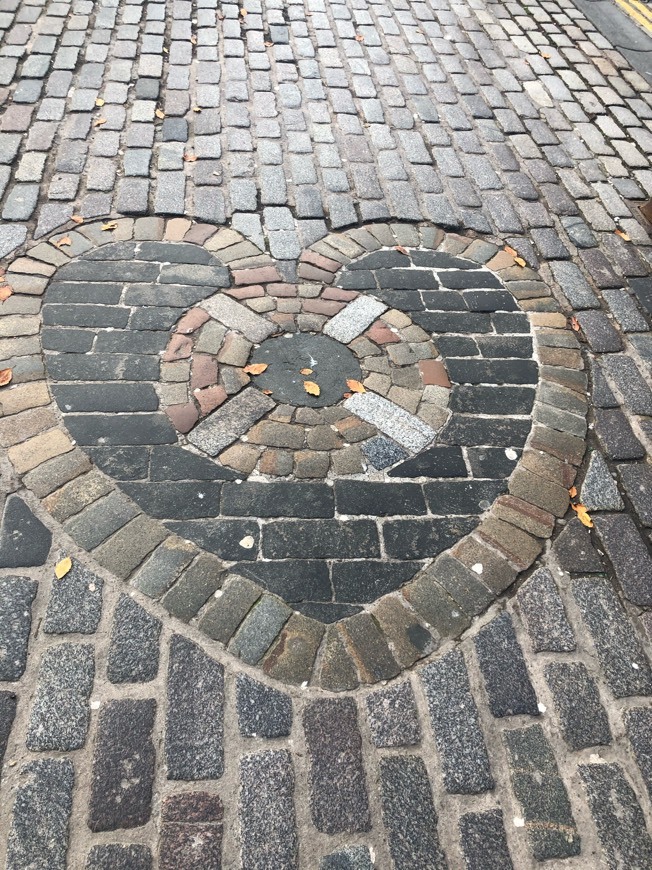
[9,219,583,686]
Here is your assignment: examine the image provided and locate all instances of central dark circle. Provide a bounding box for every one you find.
[250,333,362,408]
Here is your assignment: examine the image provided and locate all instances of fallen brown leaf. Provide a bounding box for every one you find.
[569,315,581,332]
[355,32,364,41]
[571,502,593,528]
[304,381,320,396]
[394,245,408,255]
[343,392,352,399]
[243,363,268,375]
[183,152,198,162]
[93,117,107,127]
[300,367,313,375]
[71,215,84,225]
[54,236,72,248]
[568,485,577,498]
[262,389,273,395]
[540,51,551,58]
[0,285,13,302]
[0,368,13,387]
[615,228,631,241]
[346,379,365,393]
[55,557,72,579]
[504,245,518,257]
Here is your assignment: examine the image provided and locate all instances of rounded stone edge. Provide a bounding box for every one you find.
[3,217,587,693]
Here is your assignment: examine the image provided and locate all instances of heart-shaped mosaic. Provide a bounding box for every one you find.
[31,219,584,687]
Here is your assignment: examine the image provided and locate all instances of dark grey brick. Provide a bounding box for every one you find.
[0,495,52,568]
[594,408,645,460]
[166,635,224,780]
[517,568,575,652]
[617,463,652,526]
[459,809,514,870]
[236,673,292,738]
[304,699,371,833]
[166,519,260,562]
[420,650,494,794]
[222,482,334,518]
[335,481,426,515]
[63,491,139,550]
[229,594,292,665]
[573,577,652,698]
[320,846,373,870]
[89,699,156,832]
[594,514,652,606]
[504,725,580,860]
[0,576,37,680]
[624,708,652,801]
[64,413,177,446]
[0,691,17,771]
[602,354,652,416]
[107,595,161,683]
[365,681,421,747]
[262,520,380,559]
[379,755,447,870]
[43,562,103,634]
[575,310,623,352]
[161,553,224,622]
[26,643,94,751]
[240,750,298,870]
[545,661,611,749]
[579,763,652,869]
[474,612,539,717]
[86,845,152,870]
[551,518,604,573]
[6,759,74,870]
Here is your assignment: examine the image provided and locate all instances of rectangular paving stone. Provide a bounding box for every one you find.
[6,759,74,870]
[161,553,224,622]
[0,576,37,680]
[239,750,298,869]
[43,562,103,634]
[200,294,276,342]
[26,643,94,751]
[166,635,224,780]
[334,481,426,515]
[573,576,652,697]
[504,725,580,860]
[624,708,652,801]
[474,612,539,717]
[92,515,167,580]
[262,613,326,686]
[365,681,421,747]
[459,809,514,870]
[187,387,275,455]
[229,594,292,665]
[130,536,198,598]
[262,519,380,559]
[107,595,161,684]
[0,691,17,771]
[617,463,652,526]
[379,756,447,870]
[89,699,156,832]
[344,391,436,452]
[236,674,293,739]
[594,514,652,606]
[304,698,371,834]
[159,792,223,870]
[420,650,494,794]
[517,568,575,652]
[222,481,334,517]
[579,763,652,868]
[63,490,139,550]
[544,662,611,750]
[323,295,388,343]
[340,612,400,683]
[86,845,152,869]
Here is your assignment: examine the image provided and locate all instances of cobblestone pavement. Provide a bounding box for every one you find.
[1,0,652,864]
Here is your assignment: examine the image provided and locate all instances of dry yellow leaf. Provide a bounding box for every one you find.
[243,363,269,375]
[571,502,593,528]
[93,117,107,127]
[514,256,526,267]
[304,381,320,396]
[0,368,12,387]
[240,7,247,15]
[71,215,84,225]
[54,236,72,248]
[0,285,13,302]
[95,98,105,107]
[300,367,313,375]
[615,228,631,242]
[55,557,72,579]
[155,108,165,119]
[192,106,201,113]
[568,485,577,498]
[190,35,197,44]
[346,379,366,393]
[101,222,118,231]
